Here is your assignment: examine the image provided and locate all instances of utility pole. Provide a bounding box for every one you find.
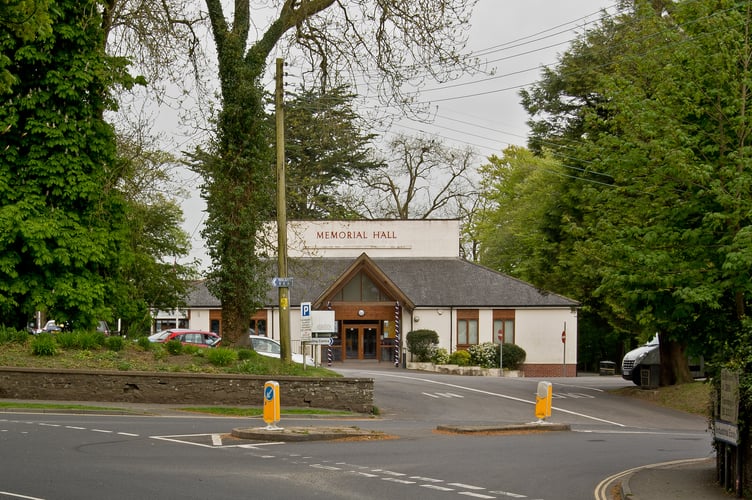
[276,58,291,362]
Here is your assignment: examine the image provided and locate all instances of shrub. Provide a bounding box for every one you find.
[502,344,527,370]
[237,348,256,361]
[448,349,471,366]
[429,346,450,365]
[136,336,152,350]
[30,333,56,356]
[76,331,106,350]
[406,329,439,362]
[0,327,28,345]
[468,342,499,368]
[206,348,237,367]
[105,335,125,352]
[55,332,78,349]
[182,344,201,356]
[164,339,183,355]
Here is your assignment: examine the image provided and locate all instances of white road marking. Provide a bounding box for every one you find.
[0,491,46,499]
[449,482,486,490]
[458,492,495,499]
[421,484,455,491]
[365,371,626,427]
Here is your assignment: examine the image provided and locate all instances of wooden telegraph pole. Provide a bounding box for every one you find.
[276,58,291,362]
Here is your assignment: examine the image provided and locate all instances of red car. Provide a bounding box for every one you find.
[148,329,221,348]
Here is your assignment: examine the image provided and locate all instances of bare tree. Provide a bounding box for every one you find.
[351,133,478,220]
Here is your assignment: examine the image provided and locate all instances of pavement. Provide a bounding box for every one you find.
[613,457,735,500]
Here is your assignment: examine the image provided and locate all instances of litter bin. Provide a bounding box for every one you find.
[599,361,616,376]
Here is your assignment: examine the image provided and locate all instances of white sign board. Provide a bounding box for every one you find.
[311,310,336,333]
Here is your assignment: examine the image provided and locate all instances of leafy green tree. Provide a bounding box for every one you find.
[0,0,52,93]
[0,0,136,330]
[196,0,480,348]
[112,134,196,335]
[519,0,752,384]
[283,85,382,219]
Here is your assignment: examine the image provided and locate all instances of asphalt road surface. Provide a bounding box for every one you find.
[0,368,713,500]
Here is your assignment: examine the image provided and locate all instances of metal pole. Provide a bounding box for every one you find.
[562,321,567,377]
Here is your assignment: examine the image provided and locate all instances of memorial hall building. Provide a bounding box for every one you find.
[171,219,579,377]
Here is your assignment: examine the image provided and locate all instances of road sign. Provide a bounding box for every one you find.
[300,301,312,341]
[561,330,566,344]
[271,277,294,288]
[497,329,504,342]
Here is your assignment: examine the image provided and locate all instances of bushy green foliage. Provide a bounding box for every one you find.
[182,344,201,356]
[502,344,527,370]
[406,329,439,362]
[136,336,152,350]
[448,349,471,366]
[105,335,125,352]
[30,334,56,356]
[76,332,106,350]
[429,346,450,364]
[468,342,499,368]
[55,332,78,349]
[0,326,27,344]
[164,339,183,355]
[237,348,256,361]
[206,348,237,367]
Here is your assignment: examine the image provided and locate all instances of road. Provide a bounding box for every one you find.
[0,367,712,499]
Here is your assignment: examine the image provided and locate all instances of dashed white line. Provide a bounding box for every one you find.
[421,484,455,491]
[91,429,113,434]
[458,492,495,499]
[382,477,416,485]
[449,483,486,490]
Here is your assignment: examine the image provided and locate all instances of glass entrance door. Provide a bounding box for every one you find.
[344,324,379,360]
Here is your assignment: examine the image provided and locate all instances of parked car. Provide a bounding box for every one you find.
[249,335,315,366]
[149,329,221,348]
[27,320,70,334]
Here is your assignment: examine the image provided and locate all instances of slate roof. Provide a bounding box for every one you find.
[187,256,578,310]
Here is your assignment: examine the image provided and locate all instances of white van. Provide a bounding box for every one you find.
[621,335,705,385]
[621,335,660,384]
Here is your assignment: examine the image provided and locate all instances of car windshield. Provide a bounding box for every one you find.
[148,330,172,341]
[251,337,280,355]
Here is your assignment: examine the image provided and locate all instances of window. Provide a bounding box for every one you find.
[457,310,479,347]
[249,318,267,336]
[493,310,515,344]
[335,271,385,301]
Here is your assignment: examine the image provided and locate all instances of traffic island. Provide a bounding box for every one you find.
[231,425,393,442]
[435,423,571,435]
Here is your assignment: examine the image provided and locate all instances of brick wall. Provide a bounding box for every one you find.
[522,363,577,377]
[0,367,374,413]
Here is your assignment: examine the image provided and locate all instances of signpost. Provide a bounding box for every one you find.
[300,301,312,341]
[497,329,504,377]
[561,322,567,377]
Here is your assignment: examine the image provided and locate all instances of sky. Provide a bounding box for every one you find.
[174,0,619,269]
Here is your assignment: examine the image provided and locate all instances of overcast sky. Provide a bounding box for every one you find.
[177,0,618,269]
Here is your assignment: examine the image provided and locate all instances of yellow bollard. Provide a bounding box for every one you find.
[263,380,281,430]
[535,381,552,421]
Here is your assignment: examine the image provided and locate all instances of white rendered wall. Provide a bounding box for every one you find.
[515,308,577,365]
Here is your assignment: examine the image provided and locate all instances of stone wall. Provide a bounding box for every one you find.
[0,367,374,413]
